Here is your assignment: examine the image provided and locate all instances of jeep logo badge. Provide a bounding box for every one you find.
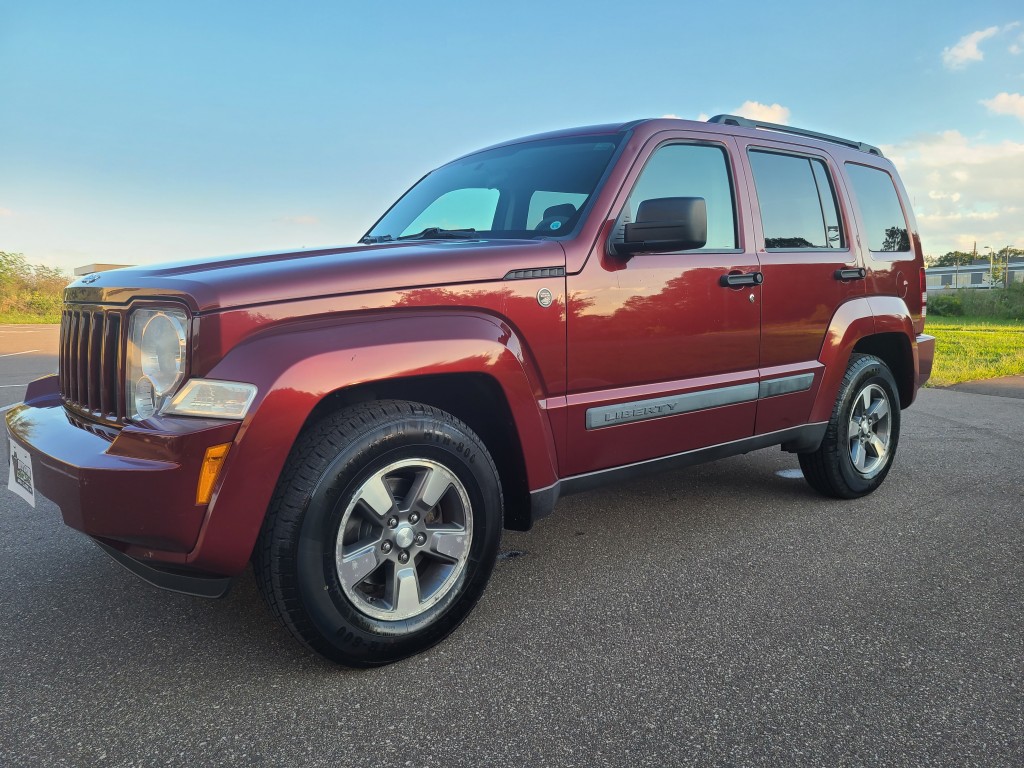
[536,288,553,308]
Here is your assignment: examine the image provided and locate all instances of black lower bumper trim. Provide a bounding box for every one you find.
[93,540,233,599]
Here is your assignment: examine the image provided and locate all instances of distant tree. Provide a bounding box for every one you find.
[1,250,30,280]
[987,247,1024,287]
[0,252,30,312]
[0,251,70,317]
[925,250,974,268]
[991,259,1007,288]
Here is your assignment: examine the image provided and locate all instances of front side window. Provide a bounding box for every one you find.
[623,143,738,250]
[844,163,910,252]
[749,150,845,250]
[365,135,623,242]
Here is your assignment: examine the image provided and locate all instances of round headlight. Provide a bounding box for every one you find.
[140,311,187,393]
[126,307,188,421]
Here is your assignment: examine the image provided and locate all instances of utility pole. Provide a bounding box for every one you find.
[972,241,980,288]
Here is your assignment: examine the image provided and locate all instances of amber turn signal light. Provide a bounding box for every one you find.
[196,443,231,505]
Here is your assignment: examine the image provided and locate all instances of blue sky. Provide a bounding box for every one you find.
[1,0,1022,271]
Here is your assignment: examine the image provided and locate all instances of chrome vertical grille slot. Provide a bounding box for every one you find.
[59,305,125,422]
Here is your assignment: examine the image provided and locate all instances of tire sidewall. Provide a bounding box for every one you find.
[834,358,901,495]
[294,412,501,665]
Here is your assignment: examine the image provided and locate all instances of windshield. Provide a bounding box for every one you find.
[363,135,624,243]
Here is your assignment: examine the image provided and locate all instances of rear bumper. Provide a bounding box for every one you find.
[916,333,935,391]
[5,375,239,567]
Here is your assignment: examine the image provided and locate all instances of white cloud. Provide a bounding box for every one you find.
[883,131,1024,255]
[942,26,999,69]
[918,210,1001,224]
[982,91,1024,121]
[0,207,13,217]
[734,101,790,124]
[663,104,789,123]
[660,112,711,121]
[1006,24,1024,53]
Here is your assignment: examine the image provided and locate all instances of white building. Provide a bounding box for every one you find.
[925,258,1024,292]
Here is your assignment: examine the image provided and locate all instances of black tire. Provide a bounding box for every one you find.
[253,399,503,667]
[799,354,901,499]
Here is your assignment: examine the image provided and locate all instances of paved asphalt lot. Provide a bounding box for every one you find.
[2,325,1022,767]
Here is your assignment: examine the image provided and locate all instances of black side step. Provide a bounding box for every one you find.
[528,422,828,517]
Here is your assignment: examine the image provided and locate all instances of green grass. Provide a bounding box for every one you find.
[926,316,1024,386]
[0,311,61,324]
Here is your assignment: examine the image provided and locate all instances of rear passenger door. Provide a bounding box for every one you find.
[737,139,866,434]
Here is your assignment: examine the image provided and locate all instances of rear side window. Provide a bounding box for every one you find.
[844,163,910,252]
[626,143,737,250]
[748,151,845,249]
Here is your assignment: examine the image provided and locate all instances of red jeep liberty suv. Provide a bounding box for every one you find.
[6,116,935,666]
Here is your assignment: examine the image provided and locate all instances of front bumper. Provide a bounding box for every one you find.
[5,375,239,568]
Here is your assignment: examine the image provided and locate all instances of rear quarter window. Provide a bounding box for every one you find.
[844,163,910,252]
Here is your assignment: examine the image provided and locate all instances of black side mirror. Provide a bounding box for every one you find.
[612,197,707,257]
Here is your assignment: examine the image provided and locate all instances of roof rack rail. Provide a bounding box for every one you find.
[707,114,883,157]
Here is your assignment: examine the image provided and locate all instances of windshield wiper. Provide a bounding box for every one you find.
[359,234,394,244]
[397,227,478,241]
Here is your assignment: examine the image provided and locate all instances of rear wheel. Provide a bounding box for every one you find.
[799,354,901,499]
[254,400,502,666]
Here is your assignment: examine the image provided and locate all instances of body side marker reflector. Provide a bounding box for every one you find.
[197,443,232,505]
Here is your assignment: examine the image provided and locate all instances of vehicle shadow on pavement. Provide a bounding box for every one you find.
[2,507,340,676]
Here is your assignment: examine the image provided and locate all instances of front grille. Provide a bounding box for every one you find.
[59,306,124,421]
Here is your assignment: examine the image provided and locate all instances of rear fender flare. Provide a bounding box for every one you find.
[810,296,915,423]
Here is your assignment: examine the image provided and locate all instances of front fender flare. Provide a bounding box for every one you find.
[181,311,559,575]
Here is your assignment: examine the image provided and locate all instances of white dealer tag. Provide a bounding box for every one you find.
[7,438,36,508]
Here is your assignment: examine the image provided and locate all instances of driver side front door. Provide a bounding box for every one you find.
[564,133,762,476]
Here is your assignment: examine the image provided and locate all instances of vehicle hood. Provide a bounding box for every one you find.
[64,239,567,313]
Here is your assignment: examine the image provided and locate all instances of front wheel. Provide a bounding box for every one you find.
[799,354,901,499]
[254,400,503,667]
